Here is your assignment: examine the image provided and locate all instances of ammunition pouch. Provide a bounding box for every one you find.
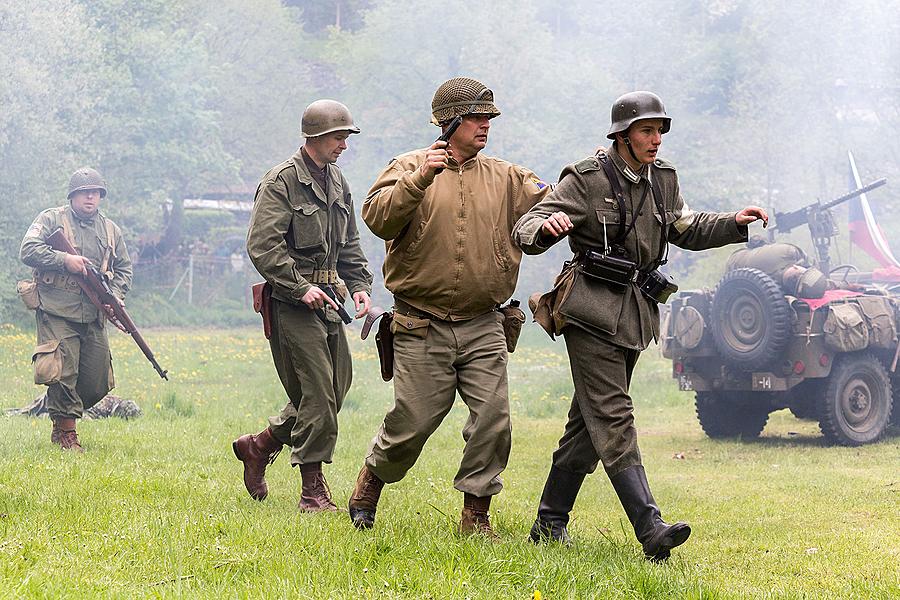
[498,299,526,353]
[580,248,678,303]
[361,307,394,381]
[17,279,41,310]
[581,248,636,291]
[251,281,274,339]
[636,268,678,304]
[309,269,340,284]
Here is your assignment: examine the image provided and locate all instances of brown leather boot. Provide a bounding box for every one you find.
[348,466,384,529]
[459,493,499,540]
[232,427,283,501]
[297,462,338,512]
[51,417,83,453]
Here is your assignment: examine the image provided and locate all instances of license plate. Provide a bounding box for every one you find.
[752,373,774,390]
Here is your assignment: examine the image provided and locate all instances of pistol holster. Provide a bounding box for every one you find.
[252,281,273,339]
[361,307,394,381]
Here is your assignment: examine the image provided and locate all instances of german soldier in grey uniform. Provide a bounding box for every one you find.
[235,100,373,511]
[513,92,768,559]
[348,77,551,537]
[20,167,133,452]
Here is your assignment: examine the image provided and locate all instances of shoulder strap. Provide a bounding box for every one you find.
[100,217,116,274]
[596,152,628,246]
[59,208,76,248]
[648,175,669,268]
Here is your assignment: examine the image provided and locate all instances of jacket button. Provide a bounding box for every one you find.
[406,320,413,328]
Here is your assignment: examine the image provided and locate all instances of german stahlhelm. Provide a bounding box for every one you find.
[607,91,671,140]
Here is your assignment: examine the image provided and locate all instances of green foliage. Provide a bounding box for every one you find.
[2,0,899,325]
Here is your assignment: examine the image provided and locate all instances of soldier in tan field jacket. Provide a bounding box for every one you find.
[348,77,551,537]
[20,167,133,452]
[513,92,768,560]
[234,100,372,512]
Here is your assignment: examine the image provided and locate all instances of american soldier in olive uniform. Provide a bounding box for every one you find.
[347,77,551,537]
[512,92,768,559]
[20,167,133,452]
[235,100,372,512]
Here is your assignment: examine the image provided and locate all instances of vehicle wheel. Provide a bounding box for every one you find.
[786,380,824,420]
[818,353,892,445]
[710,268,792,371]
[891,375,900,427]
[695,391,770,439]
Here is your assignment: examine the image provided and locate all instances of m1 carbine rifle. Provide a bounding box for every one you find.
[772,177,887,274]
[45,228,169,380]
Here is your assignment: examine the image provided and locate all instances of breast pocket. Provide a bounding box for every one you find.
[334,196,351,246]
[291,202,325,250]
[595,208,624,245]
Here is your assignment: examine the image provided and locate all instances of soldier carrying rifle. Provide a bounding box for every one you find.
[19,167,134,452]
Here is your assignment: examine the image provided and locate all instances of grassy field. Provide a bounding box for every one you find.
[0,322,897,599]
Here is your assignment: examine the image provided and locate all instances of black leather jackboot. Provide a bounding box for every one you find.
[610,465,690,561]
[529,465,586,545]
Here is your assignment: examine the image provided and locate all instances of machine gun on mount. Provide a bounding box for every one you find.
[45,227,169,380]
[772,177,887,274]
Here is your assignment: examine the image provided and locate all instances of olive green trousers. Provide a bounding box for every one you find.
[364,310,510,497]
[36,310,114,420]
[266,299,352,466]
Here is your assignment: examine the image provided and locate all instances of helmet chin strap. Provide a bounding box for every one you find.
[622,136,640,164]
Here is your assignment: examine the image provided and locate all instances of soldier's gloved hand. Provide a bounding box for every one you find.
[63,254,92,276]
[301,286,340,312]
[736,206,769,227]
[541,211,574,238]
[352,291,371,319]
[419,140,450,183]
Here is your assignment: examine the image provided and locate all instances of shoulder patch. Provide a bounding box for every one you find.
[574,157,601,174]
[529,175,548,190]
[25,222,44,238]
[652,157,676,170]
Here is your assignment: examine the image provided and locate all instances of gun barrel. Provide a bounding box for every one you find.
[819,177,886,211]
[774,178,888,233]
[322,285,353,324]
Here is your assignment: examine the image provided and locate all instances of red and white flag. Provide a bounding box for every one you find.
[847,150,900,277]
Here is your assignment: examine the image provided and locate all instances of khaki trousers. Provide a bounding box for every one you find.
[551,325,643,477]
[365,310,511,497]
[266,299,352,466]
[36,310,114,419]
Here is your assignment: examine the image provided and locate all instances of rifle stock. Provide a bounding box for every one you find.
[44,228,169,380]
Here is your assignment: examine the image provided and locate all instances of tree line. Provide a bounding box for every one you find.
[2,0,897,323]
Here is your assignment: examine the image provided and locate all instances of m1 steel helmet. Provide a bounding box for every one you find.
[67,167,107,199]
[301,99,361,138]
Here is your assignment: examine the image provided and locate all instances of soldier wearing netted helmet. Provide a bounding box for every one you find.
[512,91,768,559]
[237,99,372,512]
[348,76,551,538]
[19,167,133,452]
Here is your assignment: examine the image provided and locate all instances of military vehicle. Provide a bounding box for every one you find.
[661,178,900,446]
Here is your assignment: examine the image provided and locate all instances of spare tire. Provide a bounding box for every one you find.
[710,267,792,371]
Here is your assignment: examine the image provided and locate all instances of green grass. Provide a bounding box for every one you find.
[0,323,897,599]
